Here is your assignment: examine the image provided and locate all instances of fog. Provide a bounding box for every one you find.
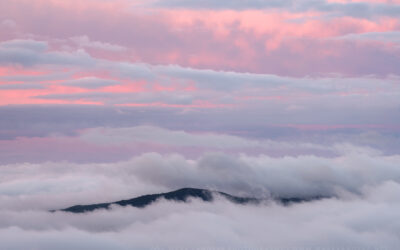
[1,181,399,249]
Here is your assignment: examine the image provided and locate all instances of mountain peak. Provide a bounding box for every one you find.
[56,187,326,213]
[57,187,259,213]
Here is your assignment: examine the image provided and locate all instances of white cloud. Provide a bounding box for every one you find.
[0,39,94,66]
[1,146,399,211]
[337,31,400,45]
[70,35,126,52]
[0,181,400,249]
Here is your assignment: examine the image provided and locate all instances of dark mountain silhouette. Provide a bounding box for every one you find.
[57,187,324,213]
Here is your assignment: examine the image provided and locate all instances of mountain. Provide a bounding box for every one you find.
[57,187,324,213]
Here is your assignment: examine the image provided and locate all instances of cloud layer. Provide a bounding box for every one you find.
[1,149,400,249]
[1,184,399,250]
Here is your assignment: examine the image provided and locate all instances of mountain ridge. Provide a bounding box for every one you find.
[56,187,324,213]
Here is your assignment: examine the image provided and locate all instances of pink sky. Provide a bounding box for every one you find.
[0,0,399,125]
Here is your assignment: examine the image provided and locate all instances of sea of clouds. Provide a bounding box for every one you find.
[1,128,399,249]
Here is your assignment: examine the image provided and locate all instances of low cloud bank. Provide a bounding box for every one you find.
[0,181,399,249]
[1,133,399,248]
[1,146,399,209]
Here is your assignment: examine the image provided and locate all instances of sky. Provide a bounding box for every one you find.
[1,0,400,249]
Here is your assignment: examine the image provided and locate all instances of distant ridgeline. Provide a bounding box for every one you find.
[55,188,326,213]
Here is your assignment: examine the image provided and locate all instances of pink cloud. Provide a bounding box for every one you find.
[1,0,399,77]
[0,88,103,105]
[1,0,400,109]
